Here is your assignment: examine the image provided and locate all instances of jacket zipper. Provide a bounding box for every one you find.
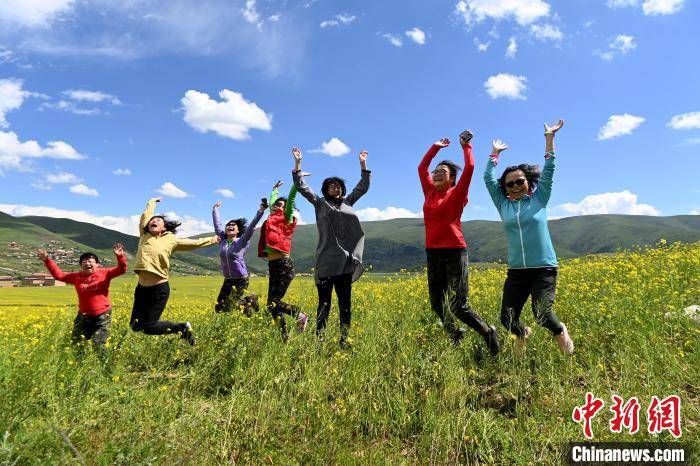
[515,200,527,267]
[224,241,232,277]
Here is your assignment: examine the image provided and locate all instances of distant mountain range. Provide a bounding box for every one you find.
[1,211,698,276]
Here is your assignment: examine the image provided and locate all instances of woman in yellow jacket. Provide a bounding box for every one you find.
[130,197,218,345]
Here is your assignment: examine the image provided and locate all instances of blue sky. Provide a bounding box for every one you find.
[0,0,698,236]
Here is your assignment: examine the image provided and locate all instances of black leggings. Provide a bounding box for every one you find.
[130,282,186,336]
[500,267,564,337]
[426,248,490,338]
[315,273,352,337]
[267,258,300,337]
[215,276,259,315]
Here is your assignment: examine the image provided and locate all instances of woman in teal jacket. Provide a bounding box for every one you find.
[483,120,574,355]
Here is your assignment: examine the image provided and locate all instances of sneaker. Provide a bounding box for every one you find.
[296,312,308,333]
[555,324,574,355]
[484,325,500,357]
[181,322,196,346]
[515,326,532,354]
[450,327,467,347]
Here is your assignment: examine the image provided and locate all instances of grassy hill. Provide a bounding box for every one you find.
[0,212,219,277]
[2,211,699,277]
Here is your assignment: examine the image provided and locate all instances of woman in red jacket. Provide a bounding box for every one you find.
[38,243,127,346]
[419,131,500,355]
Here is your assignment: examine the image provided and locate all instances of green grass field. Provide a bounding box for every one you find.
[0,242,698,464]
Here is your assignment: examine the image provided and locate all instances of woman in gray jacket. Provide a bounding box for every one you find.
[292,146,370,347]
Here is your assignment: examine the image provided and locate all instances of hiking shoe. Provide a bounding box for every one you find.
[515,326,532,354]
[181,322,196,346]
[450,327,467,347]
[484,325,500,357]
[555,324,574,355]
[296,312,308,333]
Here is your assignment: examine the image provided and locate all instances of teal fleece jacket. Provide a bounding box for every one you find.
[483,153,558,269]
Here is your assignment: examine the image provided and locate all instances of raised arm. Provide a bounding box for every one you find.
[536,119,564,205]
[418,138,449,195]
[234,204,265,251]
[291,147,319,205]
[285,185,298,223]
[484,138,508,207]
[105,243,128,279]
[346,151,371,206]
[269,180,283,213]
[139,198,161,235]
[174,235,219,252]
[212,201,225,239]
[451,131,475,203]
[38,249,79,284]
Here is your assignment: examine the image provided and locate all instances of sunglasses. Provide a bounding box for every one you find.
[505,178,527,189]
[431,169,450,175]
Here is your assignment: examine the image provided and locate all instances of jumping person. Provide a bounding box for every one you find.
[292,147,370,347]
[258,179,309,341]
[38,243,127,346]
[130,197,218,346]
[212,199,265,315]
[419,130,500,356]
[484,120,574,355]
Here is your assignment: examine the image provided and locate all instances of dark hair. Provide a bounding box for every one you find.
[498,164,541,196]
[78,252,99,264]
[144,215,181,234]
[274,197,287,205]
[321,177,347,198]
[436,160,462,186]
[225,218,248,237]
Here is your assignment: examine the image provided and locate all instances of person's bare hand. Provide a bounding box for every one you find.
[37,249,49,261]
[292,147,302,160]
[459,130,474,146]
[544,119,565,136]
[300,172,312,178]
[359,150,368,163]
[492,139,509,154]
[273,180,284,190]
[434,137,450,148]
[113,243,125,257]
[213,200,222,209]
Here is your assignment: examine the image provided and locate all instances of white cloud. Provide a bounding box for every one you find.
[691,210,699,215]
[39,100,101,116]
[0,0,74,28]
[112,168,132,176]
[530,23,563,41]
[505,37,517,58]
[0,78,46,127]
[606,0,685,15]
[0,204,213,237]
[242,0,262,29]
[215,188,236,198]
[69,183,99,197]
[320,13,356,28]
[310,137,351,157]
[607,0,639,7]
[667,111,700,130]
[474,38,490,51]
[31,182,52,191]
[157,182,190,198]
[0,130,85,173]
[45,172,81,184]
[405,27,426,45]
[551,191,660,217]
[382,33,403,47]
[597,114,645,140]
[595,35,637,60]
[484,73,527,100]
[181,89,272,141]
[63,89,121,105]
[454,0,551,27]
[355,206,422,222]
[268,14,281,22]
[642,0,685,15]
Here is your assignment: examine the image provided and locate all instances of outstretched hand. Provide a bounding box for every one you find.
[37,249,49,261]
[434,137,450,148]
[492,139,509,154]
[213,200,222,209]
[273,180,284,190]
[292,147,302,161]
[544,119,565,136]
[113,243,125,257]
[359,150,368,163]
[300,172,312,178]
